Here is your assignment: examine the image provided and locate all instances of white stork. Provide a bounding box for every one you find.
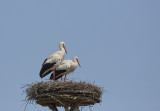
[50,56,81,80]
[39,41,67,80]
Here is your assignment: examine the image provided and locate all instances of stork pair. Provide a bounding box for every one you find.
[39,42,81,81]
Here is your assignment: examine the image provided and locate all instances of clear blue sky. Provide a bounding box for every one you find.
[0,0,160,111]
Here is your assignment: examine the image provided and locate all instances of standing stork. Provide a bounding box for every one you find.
[50,56,81,81]
[39,41,67,80]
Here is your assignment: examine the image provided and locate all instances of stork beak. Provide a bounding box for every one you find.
[77,60,81,67]
[63,45,67,54]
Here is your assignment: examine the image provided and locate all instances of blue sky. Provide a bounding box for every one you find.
[0,0,160,111]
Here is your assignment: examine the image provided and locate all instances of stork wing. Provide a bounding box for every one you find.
[40,54,61,78]
[50,60,70,80]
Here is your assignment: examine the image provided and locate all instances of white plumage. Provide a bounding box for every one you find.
[39,41,67,79]
[50,56,81,80]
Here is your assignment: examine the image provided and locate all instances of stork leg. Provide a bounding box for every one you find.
[61,76,63,81]
[53,69,55,80]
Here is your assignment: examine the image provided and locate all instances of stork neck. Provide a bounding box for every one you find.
[60,46,66,55]
[59,46,64,51]
[73,60,78,67]
[59,46,62,50]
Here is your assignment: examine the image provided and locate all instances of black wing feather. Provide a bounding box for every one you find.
[40,62,56,78]
[42,58,48,66]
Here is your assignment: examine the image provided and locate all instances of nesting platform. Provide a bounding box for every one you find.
[25,81,102,109]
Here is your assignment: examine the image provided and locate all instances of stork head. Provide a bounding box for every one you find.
[74,56,81,67]
[59,41,67,54]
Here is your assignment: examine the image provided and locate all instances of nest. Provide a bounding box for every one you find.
[25,81,103,107]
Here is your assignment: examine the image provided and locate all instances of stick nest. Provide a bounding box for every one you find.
[25,81,103,107]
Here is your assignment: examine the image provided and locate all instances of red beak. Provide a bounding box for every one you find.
[77,60,81,67]
[63,46,67,54]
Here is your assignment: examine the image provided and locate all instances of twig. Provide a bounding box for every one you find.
[24,101,29,111]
